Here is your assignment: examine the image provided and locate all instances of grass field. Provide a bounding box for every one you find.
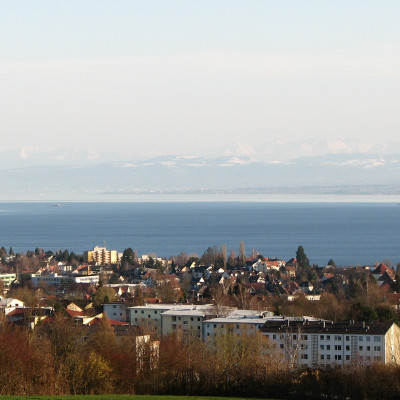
[0,396,276,400]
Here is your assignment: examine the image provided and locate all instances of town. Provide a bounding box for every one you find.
[1,244,400,397]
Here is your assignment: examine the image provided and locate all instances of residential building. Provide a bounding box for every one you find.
[128,303,214,337]
[261,319,400,367]
[103,303,128,322]
[31,273,99,287]
[161,306,215,339]
[0,273,16,287]
[87,246,119,265]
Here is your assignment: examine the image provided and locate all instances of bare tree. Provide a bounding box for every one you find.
[239,241,246,265]
[221,244,227,268]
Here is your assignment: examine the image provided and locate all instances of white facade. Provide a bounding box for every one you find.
[31,273,99,287]
[103,303,128,322]
[261,320,400,367]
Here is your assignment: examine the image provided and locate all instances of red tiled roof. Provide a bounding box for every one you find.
[66,309,86,317]
[373,263,393,276]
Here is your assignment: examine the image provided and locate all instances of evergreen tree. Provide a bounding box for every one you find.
[296,245,310,269]
[327,258,336,268]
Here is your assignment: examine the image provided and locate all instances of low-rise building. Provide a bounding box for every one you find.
[0,273,16,287]
[31,273,99,287]
[261,319,400,367]
[161,306,215,339]
[103,303,128,322]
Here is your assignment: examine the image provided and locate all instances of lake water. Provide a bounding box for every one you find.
[0,200,399,267]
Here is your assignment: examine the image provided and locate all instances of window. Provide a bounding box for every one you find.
[135,310,137,314]
[155,311,157,314]
[327,335,331,340]
[178,317,181,321]
[346,336,350,341]
[273,334,276,339]
[301,335,308,340]
[293,334,297,340]
[213,324,217,328]
[191,317,193,321]
[359,336,363,341]
[327,355,331,360]
[207,324,209,328]
[374,336,381,342]
[346,355,350,360]
[346,346,350,351]
[320,355,325,360]
[367,346,371,352]
[113,305,116,309]
[320,345,325,350]
[359,346,363,351]
[334,345,342,351]
[327,345,331,350]
[320,335,324,340]
[366,336,370,342]
[198,318,201,321]
[301,354,308,359]
[141,310,144,314]
[335,355,342,360]
[374,346,381,352]
[280,344,284,349]
[183,321,188,325]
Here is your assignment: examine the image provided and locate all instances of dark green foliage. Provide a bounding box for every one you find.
[108,273,120,284]
[355,303,378,322]
[296,245,310,269]
[327,258,336,267]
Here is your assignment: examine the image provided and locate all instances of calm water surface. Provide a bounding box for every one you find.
[0,202,399,266]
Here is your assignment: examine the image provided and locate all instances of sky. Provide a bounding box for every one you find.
[1,1,400,160]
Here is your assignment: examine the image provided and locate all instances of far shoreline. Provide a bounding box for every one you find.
[1,193,400,203]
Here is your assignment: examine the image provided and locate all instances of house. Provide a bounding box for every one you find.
[0,296,25,314]
[372,263,394,281]
[300,281,314,293]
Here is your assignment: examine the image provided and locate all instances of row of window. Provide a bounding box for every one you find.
[267,334,382,342]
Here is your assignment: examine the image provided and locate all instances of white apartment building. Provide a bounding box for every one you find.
[103,303,128,322]
[161,306,215,339]
[129,304,179,335]
[31,273,99,287]
[0,273,16,287]
[128,304,214,337]
[261,319,400,367]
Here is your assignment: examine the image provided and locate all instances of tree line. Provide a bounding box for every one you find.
[1,315,400,399]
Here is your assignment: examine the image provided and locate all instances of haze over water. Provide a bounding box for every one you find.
[0,200,399,267]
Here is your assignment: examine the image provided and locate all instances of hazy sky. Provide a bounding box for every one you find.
[1,1,400,159]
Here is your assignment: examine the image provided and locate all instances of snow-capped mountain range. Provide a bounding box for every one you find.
[1,147,400,199]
